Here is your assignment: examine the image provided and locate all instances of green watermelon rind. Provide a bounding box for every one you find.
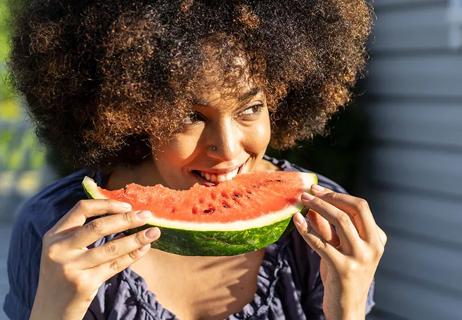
[82,173,317,256]
[126,214,297,256]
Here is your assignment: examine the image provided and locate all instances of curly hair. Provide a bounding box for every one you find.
[8,0,372,170]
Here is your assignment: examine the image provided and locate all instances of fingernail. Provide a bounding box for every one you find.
[293,212,306,226]
[120,202,132,211]
[137,210,152,220]
[301,192,315,201]
[145,227,159,239]
[311,184,324,192]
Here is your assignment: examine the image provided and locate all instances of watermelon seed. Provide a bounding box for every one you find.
[222,201,231,208]
[203,207,215,214]
[221,191,229,198]
[192,206,199,214]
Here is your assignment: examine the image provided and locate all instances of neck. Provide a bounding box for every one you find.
[105,159,161,189]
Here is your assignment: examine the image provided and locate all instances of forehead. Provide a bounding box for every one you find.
[192,85,262,108]
[191,52,262,104]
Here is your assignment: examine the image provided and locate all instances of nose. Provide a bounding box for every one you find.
[206,118,242,161]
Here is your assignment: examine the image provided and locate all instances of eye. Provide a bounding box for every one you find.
[239,103,263,116]
[183,111,205,125]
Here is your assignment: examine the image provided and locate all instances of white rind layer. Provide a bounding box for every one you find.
[82,176,109,200]
[82,172,317,232]
[145,204,303,231]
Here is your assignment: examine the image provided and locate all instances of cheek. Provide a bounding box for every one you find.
[244,113,271,152]
[154,133,201,169]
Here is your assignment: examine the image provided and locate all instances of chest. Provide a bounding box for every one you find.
[130,249,265,320]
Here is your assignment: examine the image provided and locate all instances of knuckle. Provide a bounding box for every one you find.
[355,198,370,212]
[85,220,105,237]
[310,197,324,210]
[380,228,388,245]
[128,249,141,260]
[372,244,385,258]
[104,242,118,256]
[75,200,91,212]
[123,211,135,225]
[61,263,76,281]
[45,243,61,262]
[307,235,325,251]
[343,260,360,276]
[135,231,147,246]
[336,212,351,226]
[105,199,119,212]
[327,191,338,201]
[109,259,124,273]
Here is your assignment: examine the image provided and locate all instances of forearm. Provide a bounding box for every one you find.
[323,306,366,320]
[322,294,367,320]
[30,288,92,320]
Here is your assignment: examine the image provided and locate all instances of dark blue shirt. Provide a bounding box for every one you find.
[3,156,374,319]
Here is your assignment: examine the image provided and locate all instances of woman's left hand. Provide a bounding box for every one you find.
[293,184,387,320]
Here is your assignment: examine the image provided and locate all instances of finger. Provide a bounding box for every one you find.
[306,209,340,248]
[91,243,152,283]
[293,212,342,265]
[78,227,160,268]
[301,192,360,254]
[65,210,154,249]
[52,199,132,233]
[310,185,378,242]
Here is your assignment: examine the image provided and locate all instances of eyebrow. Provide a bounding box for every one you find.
[192,87,262,106]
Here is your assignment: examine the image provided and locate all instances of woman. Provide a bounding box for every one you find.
[4,0,386,319]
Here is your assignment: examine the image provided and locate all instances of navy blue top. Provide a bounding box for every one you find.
[3,156,374,319]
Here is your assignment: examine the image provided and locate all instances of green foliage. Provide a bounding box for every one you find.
[0,0,11,62]
[0,124,47,170]
[0,0,47,172]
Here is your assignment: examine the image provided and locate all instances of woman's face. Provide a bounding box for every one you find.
[151,82,271,190]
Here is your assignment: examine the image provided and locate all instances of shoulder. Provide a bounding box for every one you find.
[263,154,347,194]
[4,168,100,318]
[12,168,98,238]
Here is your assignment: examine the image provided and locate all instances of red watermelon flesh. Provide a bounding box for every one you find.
[82,171,317,256]
[96,172,305,223]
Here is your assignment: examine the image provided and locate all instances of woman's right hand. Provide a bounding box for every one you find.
[30,199,160,320]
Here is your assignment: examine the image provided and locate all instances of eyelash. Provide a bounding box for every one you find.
[239,104,263,117]
[183,104,263,125]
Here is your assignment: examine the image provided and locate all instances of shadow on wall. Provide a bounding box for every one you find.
[268,97,371,194]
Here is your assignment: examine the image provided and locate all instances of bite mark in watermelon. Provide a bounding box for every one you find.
[82,171,317,256]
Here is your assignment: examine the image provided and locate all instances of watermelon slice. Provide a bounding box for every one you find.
[82,171,317,256]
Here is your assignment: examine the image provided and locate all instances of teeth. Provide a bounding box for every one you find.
[198,167,240,183]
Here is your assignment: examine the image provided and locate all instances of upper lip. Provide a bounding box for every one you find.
[194,160,247,175]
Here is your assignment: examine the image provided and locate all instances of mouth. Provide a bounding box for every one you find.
[191,160,248,185]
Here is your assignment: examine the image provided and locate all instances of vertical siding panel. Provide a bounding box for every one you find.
[360,0,462,318]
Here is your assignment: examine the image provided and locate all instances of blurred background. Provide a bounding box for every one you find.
[1,0,461,319]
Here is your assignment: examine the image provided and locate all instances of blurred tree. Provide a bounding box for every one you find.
[0,0,47,172]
